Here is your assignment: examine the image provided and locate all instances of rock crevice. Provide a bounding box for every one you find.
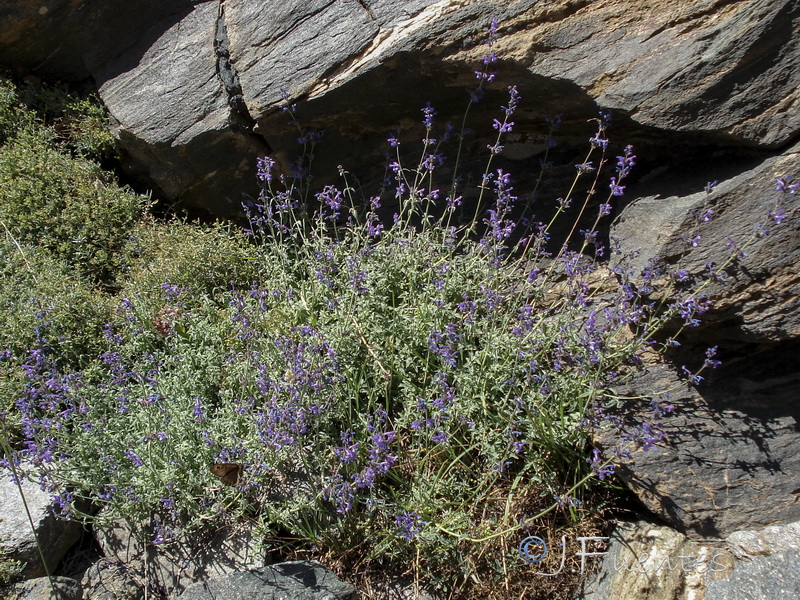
[214,0,253,129]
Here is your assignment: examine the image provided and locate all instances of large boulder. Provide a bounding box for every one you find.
[594,141,800,538]
[2,0,797,217]
[0,475,83,578]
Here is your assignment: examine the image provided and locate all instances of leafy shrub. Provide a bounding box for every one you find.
[0,128,147,285]
[12,78,117,161]
[60,95,118,161]
[0,546,24,587]
[0,79,34,143]
[0,239,112,412]
[120,216,259,309]
[0,78,146,285]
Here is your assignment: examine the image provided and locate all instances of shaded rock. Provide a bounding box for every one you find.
[11,575,82,600]
[592,356,800,538]
[595,140,800,538]
[79,559,144,600]
[0,1,200,80]
[176,561,356,600]
[0,476,82,578]
[613,141,800,343]
[575,519,800,600]
[94,518,266,597]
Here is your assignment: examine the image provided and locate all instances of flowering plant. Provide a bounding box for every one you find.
[2,20,796,598]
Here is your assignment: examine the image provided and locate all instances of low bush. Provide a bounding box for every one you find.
[2,21,796,600]
[0,78,147,286]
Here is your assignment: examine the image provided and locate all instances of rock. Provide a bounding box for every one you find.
[594,139,800,538]
[176,561,356,600]
[705,549,800,600]
[11,575,82,600]
[613,141,800,344]
[5,1,797,219]
[592,356,800,538]
[79,560,144,600]
[94,518,266,597]
[0,1,201,80]
[575,519,800,600]
[515,0,800,149]
[0,476,83,578]
[96,0,270,216]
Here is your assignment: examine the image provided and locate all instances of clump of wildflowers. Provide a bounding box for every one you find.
[2,17,796,599]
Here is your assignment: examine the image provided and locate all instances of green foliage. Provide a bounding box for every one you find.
[0,79,34,143]
[8,103,655,596]
[0,238,112,411]
[0,546,24,587]
[120,217,259,309]
[12,79,117,161]
[61,95,118,160]
[0,119,147,285]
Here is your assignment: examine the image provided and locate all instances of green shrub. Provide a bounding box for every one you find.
[11,78,117,161]
[0,127,147,284]
[0,238,112,411]
[0,79,34,143]
[61,95,118,161]
[120,217,259,308]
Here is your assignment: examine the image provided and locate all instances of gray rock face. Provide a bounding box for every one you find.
[0,476,82,579]
[596,141,800,538]
[575,519,800,600]
[80,560,144,600]
[96,0,270,215]
[3,0,796,217]
[522,0,800,149]
[593,358,800,537]
[177,561,357,600]
[613,141,800,344]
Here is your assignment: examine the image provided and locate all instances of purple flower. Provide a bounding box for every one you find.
[257,156,276,182]
[421,102,436,130]
[590,133,608,150]
[681,365,704,385]
[427,324,461,367]
[587,449,615,479]
[615,145,636,178]
[775,176,798,194]
[334,430,360,464]
[609,177,625,196]
[674,269,691,282]
[316,185,344,221]
[124,450,143,467]
[395,510,426,541]
[492,118,514,133]
[770,208,787,224]
[703,346,722,369]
